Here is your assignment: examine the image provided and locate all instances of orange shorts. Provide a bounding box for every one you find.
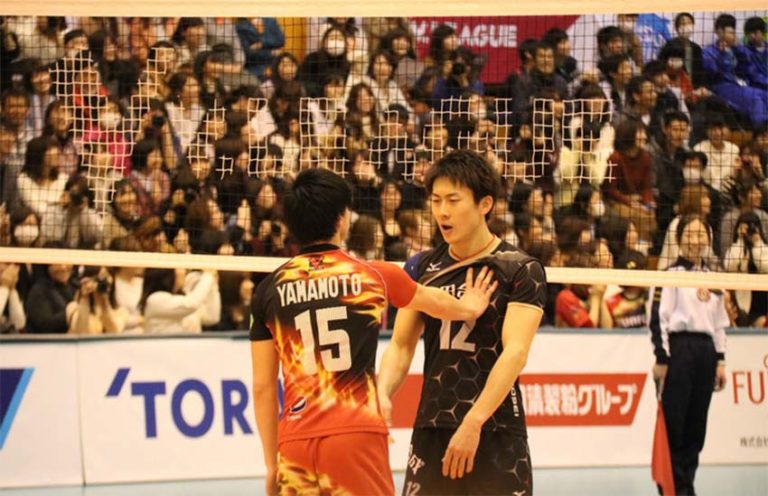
[278,432,394,495]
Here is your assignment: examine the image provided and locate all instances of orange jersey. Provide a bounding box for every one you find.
[250,244,416,443]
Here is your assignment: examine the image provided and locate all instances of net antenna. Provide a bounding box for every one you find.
[299,97,348,176]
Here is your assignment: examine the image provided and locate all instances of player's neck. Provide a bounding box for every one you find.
[448,227,499,261]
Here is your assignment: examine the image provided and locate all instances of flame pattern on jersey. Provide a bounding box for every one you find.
[251,249,391,442]
[277,458,349,496]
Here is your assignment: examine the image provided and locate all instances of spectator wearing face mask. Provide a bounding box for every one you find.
[297,26,351,98]
[6,207,43,300]
[661,13,706,89]
[81,98,131,183]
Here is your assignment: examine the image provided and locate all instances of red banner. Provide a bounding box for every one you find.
[391,373,647,428]
[408,16,580,83]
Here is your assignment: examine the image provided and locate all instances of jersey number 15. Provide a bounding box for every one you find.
[295,306,352,374]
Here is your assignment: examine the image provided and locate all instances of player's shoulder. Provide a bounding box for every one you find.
[485,242,544,278]
[407,243,451,279]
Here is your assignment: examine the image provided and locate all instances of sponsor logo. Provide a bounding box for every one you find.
[105,367,255,439]
[308,255,325,271]
[697,288,711,302]
[426,262,443,273]
[520,373,646,426]
[289,397,307,414]
[0,368,34,449]
[731,354,768,406]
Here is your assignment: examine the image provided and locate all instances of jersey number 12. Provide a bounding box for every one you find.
[295,306,352,374]
[439,319,476,352]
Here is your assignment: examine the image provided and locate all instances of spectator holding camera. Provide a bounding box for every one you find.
[720,180,768,258]
[69,266,127,334]
[724,212,768,327]
[40,173,102,249]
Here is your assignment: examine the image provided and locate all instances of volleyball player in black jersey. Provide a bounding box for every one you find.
[378,150,547,495]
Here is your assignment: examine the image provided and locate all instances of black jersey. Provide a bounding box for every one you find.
[407,241,547,435]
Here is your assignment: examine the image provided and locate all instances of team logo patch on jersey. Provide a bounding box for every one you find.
[697,288,711,302]
[308,255,325,271]
[426,262,442,272]
[289,397,307,414]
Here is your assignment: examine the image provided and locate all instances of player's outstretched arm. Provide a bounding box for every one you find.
[442,302,543,480]
[377,308,425,426]
[250,340,280,496]
[406,266,498,322]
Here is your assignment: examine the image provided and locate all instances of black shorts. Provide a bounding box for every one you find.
[403,427,532,496]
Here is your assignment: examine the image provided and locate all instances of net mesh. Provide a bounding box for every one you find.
[0,11,767,332]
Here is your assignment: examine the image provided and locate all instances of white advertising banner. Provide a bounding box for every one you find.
[385,332,768,468]
[0,341,83,488]
[700,334,768,464]
[1,331,765,488]
[77,336,263,484]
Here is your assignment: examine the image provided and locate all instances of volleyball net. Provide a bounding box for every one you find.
[1,3,768,330]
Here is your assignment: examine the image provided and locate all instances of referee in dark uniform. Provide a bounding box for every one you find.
[649,214,728,496]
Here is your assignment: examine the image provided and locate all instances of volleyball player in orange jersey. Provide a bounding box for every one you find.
[250,168,497,495]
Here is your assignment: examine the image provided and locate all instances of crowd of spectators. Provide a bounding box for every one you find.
[0,14,766,333]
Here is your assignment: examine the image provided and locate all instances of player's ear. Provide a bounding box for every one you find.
[478,195,494,217]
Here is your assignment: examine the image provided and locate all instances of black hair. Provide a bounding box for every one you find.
[642,60,667,78]
[715,14,737,32]
[282,168,352,246]
[367,49,397,80]
[674,13,694,29]
[659,38,686,60]
[139,268,177,312]
[626,75,653,105]
[597,26,624,47]
[682,150,709,169]
[64,29,87,46]
[22,136,59,182]
[745,17,767,35]
[429,24,457,63]
[424,149,500,220]
[1,87,30,109]
[509,182,535,215]
[270,52,300,85]
[543,27,569,47]
[664,110,690,127]
[130,138,161,173]
[534,41,555,57]
[518,38,539,66]
[599,53,632,80]
[675,213,711,245]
